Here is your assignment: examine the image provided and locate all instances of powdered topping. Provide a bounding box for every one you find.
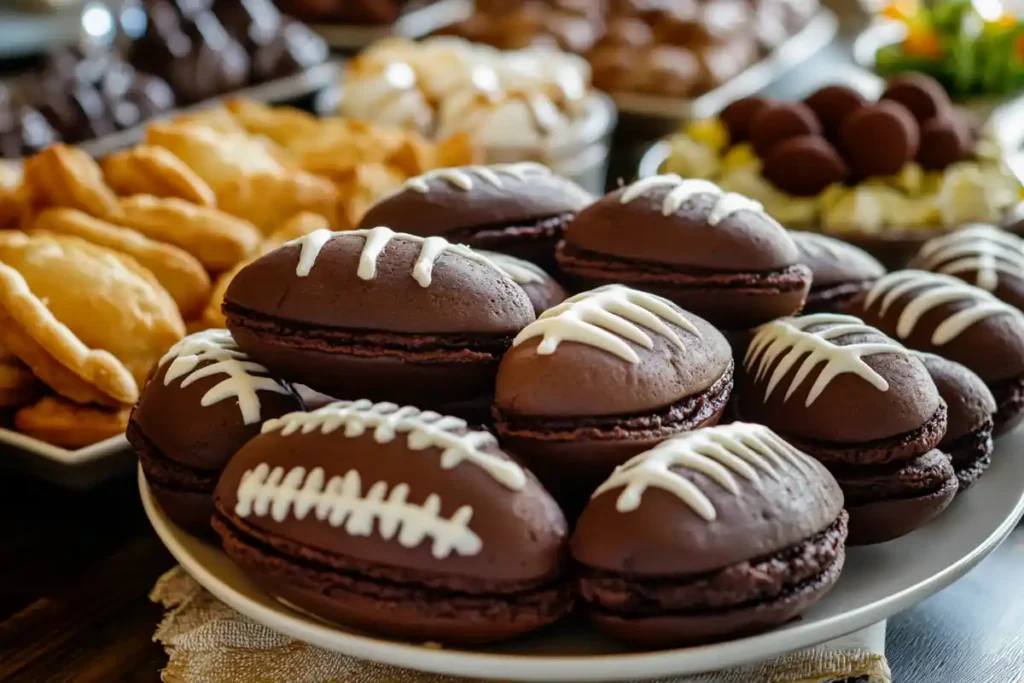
[592,423,816,521]
[483,251,546,284]
[915,224,1024,292]
[285,227,502,287]
[863,270,1020,345]
[619,174,769,226]
[235,464,481,559]
[159,329,292,425]
[261,400,526,491]
[513,285,699,363]
[745,314,909,406]
[405,163,551,193]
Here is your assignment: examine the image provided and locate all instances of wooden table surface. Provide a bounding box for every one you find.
[0,465,1021,683]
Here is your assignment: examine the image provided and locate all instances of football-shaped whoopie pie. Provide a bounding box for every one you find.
[130,329,304,535]
[358,164,593,271]
[212,399,571,644]
[571,423,847,646]
[480,250,568,315]
[909,224,1024,310]
[223,227,535,422]
[557,175,811,330]
[737,313,956,545]
[849,270,1024,433]
[790,231,886,314]
[493,285,733,517]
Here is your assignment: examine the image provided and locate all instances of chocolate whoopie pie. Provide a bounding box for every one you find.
[129,329,303,535]
[738,313,957,545]
[212,399,571,644]
[480,250,568,315]
[849,270,1024,434]
[493,285,733,516]
[357,164,593,271]
[916,353,996,491]
[790,231,886,313]
[557,175,812,330]
[571,423,847,646]
[910,225,1024,310]
[223,227,535,422]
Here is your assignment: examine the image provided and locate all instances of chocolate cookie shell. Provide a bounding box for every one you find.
[762,135,847,197]
[493,285,733,517]
[840,101,920,178]
[737,313,943,459]
[480,251,568,315]
[718,96,773,143]
[223,228,535,421]
[129,329,303,535]
[571,424,847,646]
[916,116,971,171]
[357,164,593,271]
[213,400,572,644]
[881,73,952,124]
[916,353,995,490]
[849,270,1024,433]
[556,175,811,330]
[749,102,822,158]
[790,231,886,313]
[909,225,1024,311]
[803,85,867,140]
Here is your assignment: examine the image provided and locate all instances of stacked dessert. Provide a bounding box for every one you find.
[128,164,1021,650]
[661,73,1021,264]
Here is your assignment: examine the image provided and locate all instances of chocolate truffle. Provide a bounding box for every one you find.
[556,175,812,330]
[357,164,593,272]
[480,250,568,315]
[848,270,1024,434]
[791,231,886,313]
[749,102,822,158]
[493,285,733,516]
[737,313,956,545]
[212,399,572,644]
[762,135,847,197]
[571,423,847,646]
[718,96,773,143]
[224,227,535,422]
[916,353,996,491]
[803,85,867,140]
[909,224,1024,311]
[129,329,303,535]
[916,116,971,171]
[881,73,951,124]
[840,101,920,178]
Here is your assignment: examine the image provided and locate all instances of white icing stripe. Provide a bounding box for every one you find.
[915,224,1024,292]
[864,270,1020,346]
[285,227,505,287]
[513,285,699,363]
[592,423,815,521]
[261,400,526,491]
[619,174,768,226]
[405,163,551,193]
[159,329,292,425]
[480,251,546,284]
[235,464,482,559]
[744,314,907,406]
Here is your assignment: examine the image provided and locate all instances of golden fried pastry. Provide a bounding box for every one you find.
[15,395,130,449]
[222,98,325,148]
[145,122,338,232]
[0,343,42,409]
[200,211,333,328]
[0,162,22,231]
[0,231,184,404]
[20,145,121,223]
[330,162,406,228]
[112,195,262,271]
[101,146,217,207]
[32,208,212,318]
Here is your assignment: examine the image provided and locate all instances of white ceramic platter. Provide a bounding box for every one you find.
[0,430,132,489]
[141,427,1024,681]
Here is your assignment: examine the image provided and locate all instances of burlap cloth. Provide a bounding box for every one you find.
[150,567,891,683]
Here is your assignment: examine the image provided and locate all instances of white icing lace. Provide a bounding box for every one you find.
[915,224,1024,292]
[619,174,769,226]
[405,163,551,193]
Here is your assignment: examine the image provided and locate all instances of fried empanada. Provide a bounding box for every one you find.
[112,195,262,271]
[223,98,324,148]
[0,231,184,404]
[20,145,121,223]
[332,162,406,228]
[32,208,212,318]
[15,395,130,448]
[0,341,42,409]
[101,146,217,207]
[215,169,339,235]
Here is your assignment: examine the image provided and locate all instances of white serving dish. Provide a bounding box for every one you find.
[141,426,1024,681]
[0,430,131,489]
